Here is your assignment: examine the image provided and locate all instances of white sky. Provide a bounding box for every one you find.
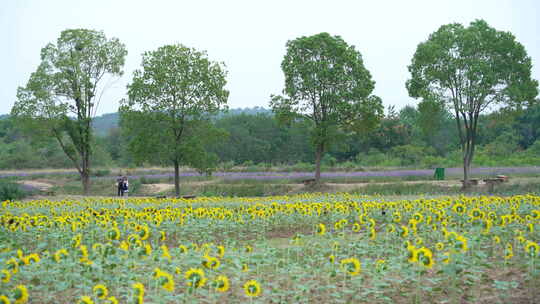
[1,0,539,115]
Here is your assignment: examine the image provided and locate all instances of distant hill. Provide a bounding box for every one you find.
[91,107,272,137]
[92,112,119,137]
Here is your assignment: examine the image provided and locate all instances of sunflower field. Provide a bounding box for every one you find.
[1,194,539,303]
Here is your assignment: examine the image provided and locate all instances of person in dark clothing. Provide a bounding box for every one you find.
[121,176,129,197]
[116,175,123,196]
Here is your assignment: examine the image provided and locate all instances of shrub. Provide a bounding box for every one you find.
[0,180,27,201]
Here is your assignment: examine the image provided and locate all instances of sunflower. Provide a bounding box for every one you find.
[504,243,514,260]
[132,282,144,304]
[242,263,249,272]
[78,296,93,304]
[22,253,40,265]
[493,235,501,244]
[245,245,253,253]
[455,234,468,253]
[137,225,150,241]
[217,245,225,258]
[6,258,18,274]
[525,241,539,257]
[328,255,335,263]
[185,268,207,288]
[202,256,220,270]
[407,245,418,263]
[106,296,118,304]
[160,231,166,242]
[1,269,10,283]
[54,249,69,263]
[416,247,434,269]
[352,222,361,232]
[415,237,423,246]
[340,258,361,276]
[393,212,401,223]
[0,295,10,304]
[413,212,423,223]
[435,242,444,251]
[13,285,28,304]
[72,234,82,248]
[452,203,466,215]
[93,284,108,299]
[179,245,188,254]
[399,225,409,238]
[369,228,376,240]
[316,223,326,235]
[387,224,396,234]
[469,208,484,220]
[214,275,230,292]
[161,245,171,261]
[107,227,120,241]
[243,280,261,297]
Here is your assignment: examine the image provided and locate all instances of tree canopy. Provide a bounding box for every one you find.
[121,44,228,196]
[406,19,538,186]
[12,28,127,194]
[271,32,383,183]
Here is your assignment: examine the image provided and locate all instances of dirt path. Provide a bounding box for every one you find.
[17,180,54,192]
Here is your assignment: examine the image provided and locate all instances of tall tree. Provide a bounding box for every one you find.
[121,44,228,196]
[271,32,383,183]
[12,29,127,194]
[406,20,538,187]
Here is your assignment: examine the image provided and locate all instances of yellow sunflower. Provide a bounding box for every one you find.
[316,223,326,235]
[416,247,434,269]
[243,280,261,297]
[217,245,225,258]
[202,256,220,270]
[0,295,10,304]
[435,242,444,251]
[452,203,466,215]
[340,257,361,276]
[525,241,539,257]
[1,269,10,283]
[93,284,108,299]
[13,285,28,304]
[106,296,118,304]
[214,275,230,292]
[185,268,207,288]
[78,296,93,304]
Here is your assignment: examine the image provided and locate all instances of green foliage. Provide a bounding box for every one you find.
[11,28,127,194]
[121,44,228,196]
[271,32,383,180]
[0,180,28,201]
[407,19,539,182]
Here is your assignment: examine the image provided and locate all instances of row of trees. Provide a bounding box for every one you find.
[2,102,539,169]
[11,19,538,195]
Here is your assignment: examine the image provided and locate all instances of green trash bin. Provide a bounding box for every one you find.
[434,168,445,180]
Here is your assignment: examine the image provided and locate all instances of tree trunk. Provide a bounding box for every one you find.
[314,144,323,184]
[81,170,90,195]
[462,154,470,190]
[174,160,180,197]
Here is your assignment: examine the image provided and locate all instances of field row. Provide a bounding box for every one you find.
[0,194,539,303]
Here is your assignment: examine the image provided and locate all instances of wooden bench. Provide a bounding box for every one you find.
[182,195,197,199]
[496,175,509,183]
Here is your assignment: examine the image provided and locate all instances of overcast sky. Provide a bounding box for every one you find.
[1,0,539,115]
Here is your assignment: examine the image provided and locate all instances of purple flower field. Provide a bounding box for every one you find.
[1,166,539,180]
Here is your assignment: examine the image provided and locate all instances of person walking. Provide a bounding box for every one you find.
[122,176,129,197]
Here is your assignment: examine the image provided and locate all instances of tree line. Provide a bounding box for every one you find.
[7,20,539,195]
